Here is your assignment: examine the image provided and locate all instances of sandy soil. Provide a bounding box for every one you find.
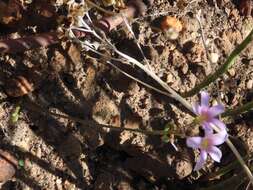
[0,0,253,189]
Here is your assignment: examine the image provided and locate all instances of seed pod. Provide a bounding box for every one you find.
[5,76,34,97]
[0,150,17,183]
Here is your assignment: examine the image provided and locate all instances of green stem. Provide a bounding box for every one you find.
[50,111,165,135]
[183,28,253,97]
[212,125,253,185]
[47,102,253,184]
[64,23,253,184]
[48,111,187,137]
[27,92,253,184]
[222,100,253,117]
[225,138,253,183]
[203,155,250,181]
[27,102,165,136]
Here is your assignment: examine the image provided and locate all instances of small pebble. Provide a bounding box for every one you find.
[56,178,62,184]
[166,73,174,83]
[181,64,188,74]
[247,80,253,89]
[212,99,218,106]
[174,159,192,179]
[209,52,219,64]
[220,92,225,100]
[228,68,236,77]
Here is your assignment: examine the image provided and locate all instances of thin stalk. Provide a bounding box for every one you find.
[28,103,164,136]
[203,155,250,181]
[48,111,187,137]
[196,10,212,73]
[198,174,245,190]
[226,139,253,183]
[183,27,253,97]
[103,38,193,111]
[213,125,253,185]
[71,17,253,184]
[106,61,173,97]
[108,39,253,185]
[54,112,164,135]
[222,100,253,117]
[78,17,193,111]
[86,0,115,15]
[246,182,251,190]
[121,14,152,69]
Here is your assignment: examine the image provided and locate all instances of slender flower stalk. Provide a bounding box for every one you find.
[212,124,253,184]
[222,100,253,117]
[183,27,253,97]
[70,19,253,184]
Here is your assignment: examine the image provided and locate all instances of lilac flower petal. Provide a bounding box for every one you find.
[208,104,225,117]
[194,151,207,171]
[208,132,227,146]
[198,106,208,115]
[202,122,213,135]
[201,91,210,108]
[186,137,202,148]
[211,119,227,131]
[207,146,222,162]
[192,103,200,115]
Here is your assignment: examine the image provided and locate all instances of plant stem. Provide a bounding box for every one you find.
[212,125,253,185]
[109,41,194,112]
[28,102,164,136]
[71,19,253,184]
[50,111,164,135]
[107,61,174,97]
[48,111,183,137]
[222,100,253,117]
[226,138,253,183]
[112,43,253,186]
[86,0,115,15]
[183,27,253,97]
[204,155,250,181]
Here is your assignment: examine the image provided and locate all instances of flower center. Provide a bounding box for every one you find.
[201,139,209,149]
[200,111,211,122]
[194,113,210,125]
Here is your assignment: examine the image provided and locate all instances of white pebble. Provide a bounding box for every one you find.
[247,80,253,89]
[228,68,236,77]
[209,52,219,64]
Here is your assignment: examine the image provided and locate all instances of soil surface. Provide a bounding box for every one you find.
[0,0,253,189]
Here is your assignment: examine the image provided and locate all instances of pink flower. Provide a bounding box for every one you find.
[187,131,227,171]
[193,91,226,134]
